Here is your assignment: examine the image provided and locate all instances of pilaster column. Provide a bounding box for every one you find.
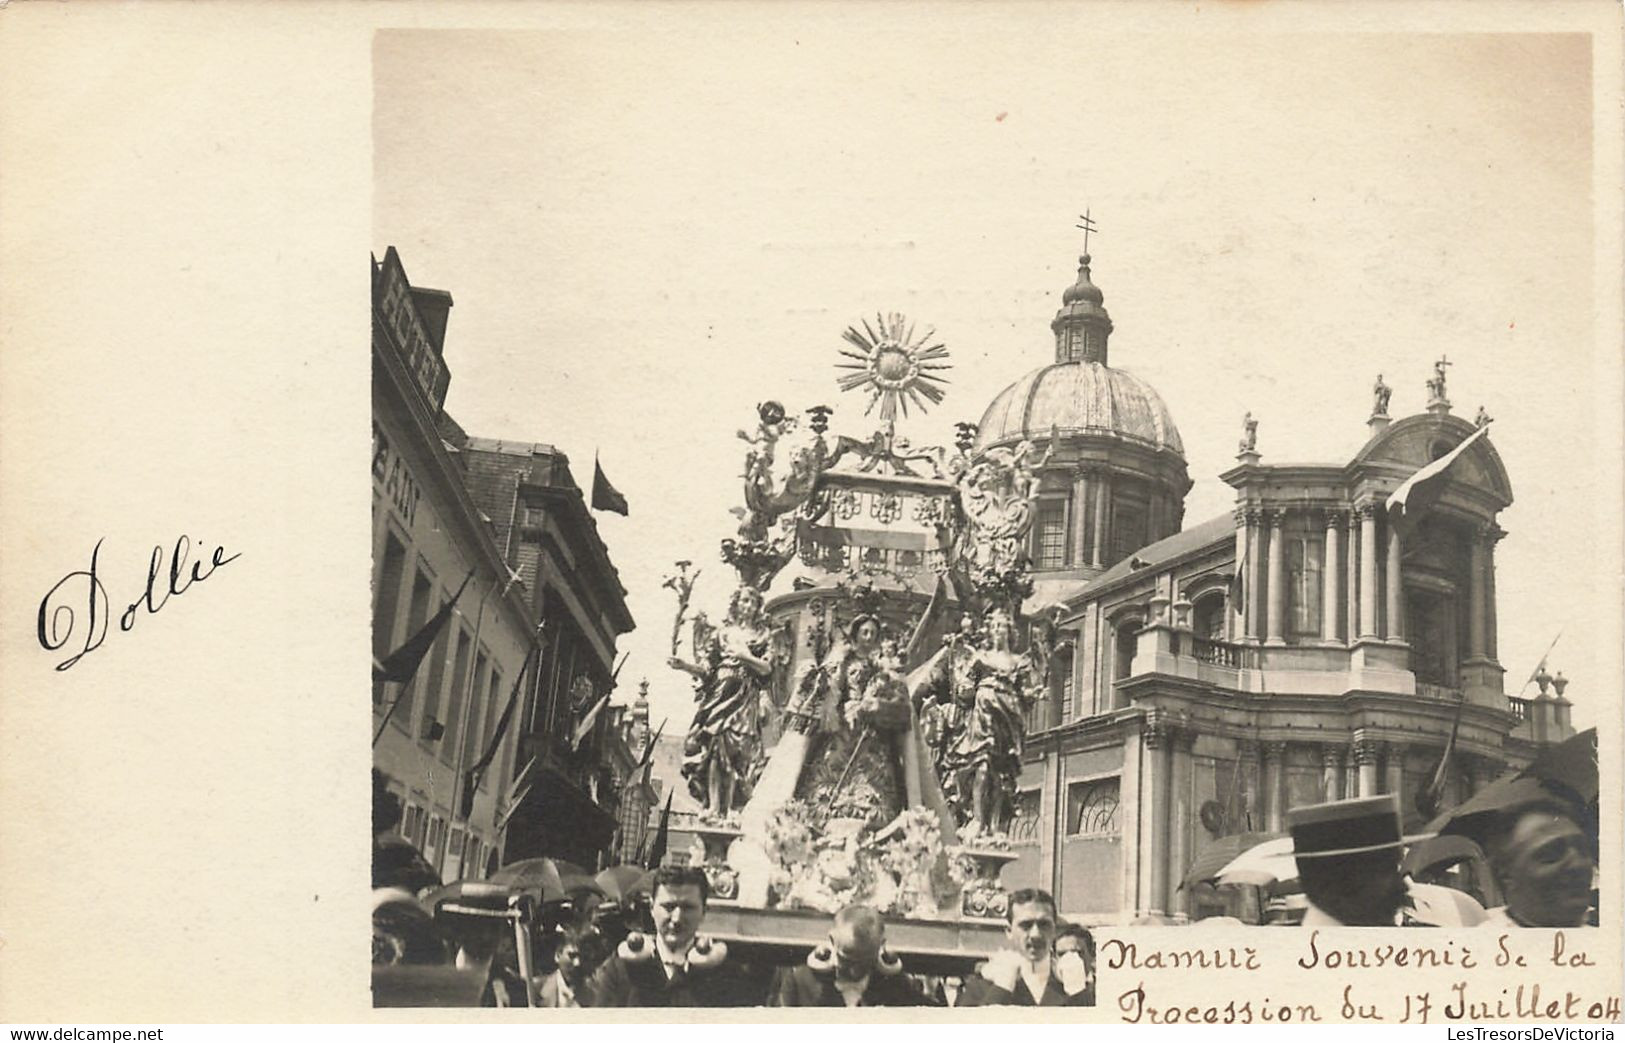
[1118,719,1144,919]
[1385,518,1404,641]
[1320,743,1345,802]
[1230,508,1248,642]
[1383,742,1406,805]
[1358,504,1379,640]
[1346,509,1361,643]
[1245,510,1264,641]
[1486,528,1504,660]
[1072,468,1091,567]
[1237,739,1262,832]
[1167,728,1196,920]
[1322,511,1342,641]
[1139,714,1172,916]
[1265,510,1287,644]
[1468,525,1490,658]
[1263,741,1288,832]
[1092,471,1109,567]
[1353,732,1381,798]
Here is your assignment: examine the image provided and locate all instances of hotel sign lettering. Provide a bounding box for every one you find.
[376,254,449,411]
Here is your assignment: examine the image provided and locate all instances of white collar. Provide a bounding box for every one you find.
[655,936,692,971]
[1019,957,1052,1001]
[834,973,871,1006]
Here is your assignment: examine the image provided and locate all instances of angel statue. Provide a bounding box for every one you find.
[740,614,954,837]
[669,583,778,818]
[912,609,1035,838]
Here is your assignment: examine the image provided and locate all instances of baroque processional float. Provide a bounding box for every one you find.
[664,314,1066,926]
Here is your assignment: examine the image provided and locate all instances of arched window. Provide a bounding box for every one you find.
[1191,591,1227,641]
[1113,617,1141,683]
[1032,498,1070,569]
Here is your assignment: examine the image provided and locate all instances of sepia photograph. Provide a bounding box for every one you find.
[2,0,1618,1030]
[367,22,1613,1016]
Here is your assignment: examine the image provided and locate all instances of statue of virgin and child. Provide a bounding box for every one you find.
[739,614,957,840]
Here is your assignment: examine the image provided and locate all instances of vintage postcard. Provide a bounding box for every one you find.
[2,0,1621,1028]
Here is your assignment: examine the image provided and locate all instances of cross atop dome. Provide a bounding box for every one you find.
[1051,235,1114,365]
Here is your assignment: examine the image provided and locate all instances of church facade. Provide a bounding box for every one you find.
[981,254,1576,924]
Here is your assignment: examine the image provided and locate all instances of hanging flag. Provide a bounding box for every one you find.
[591,456,629,516]
[460,645,541,819]
[627,717,667,790]
[1416,691,1467,820]
[645,790,674,869]
[374,568,475,685]
[572,689,613,751]
[1385,424,1490,535]
[1228,538,1248,618]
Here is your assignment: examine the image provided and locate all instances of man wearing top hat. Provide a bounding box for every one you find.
[1289,794,1481,927]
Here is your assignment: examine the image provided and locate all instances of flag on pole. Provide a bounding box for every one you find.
[645,790,674,869]
[1385,424,1490,536]
[460,645,540,819]
[374,568,475,685]
[591,455,629,516]
[1416,692,1467,820]
[626,717,667,790]
[572,689,613,751]
[1228,537,1248,618]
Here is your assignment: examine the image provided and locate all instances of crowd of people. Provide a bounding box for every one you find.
[377,864,1097,1008]
[372,759,1598,1008]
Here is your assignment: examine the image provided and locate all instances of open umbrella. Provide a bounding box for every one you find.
[594,864,656,904]
[1401,834,1484,876]
[1214,836,1298,888]
[1179,832,1286,891]
[1516,728,1597,804]
[489,857,602,903]
[1425,774,1588,839]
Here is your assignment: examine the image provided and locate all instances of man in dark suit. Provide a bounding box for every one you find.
[771,904,928,1007]
[536,928,588,1008]
[959,889,1091,1007]
[581,866,744,1007]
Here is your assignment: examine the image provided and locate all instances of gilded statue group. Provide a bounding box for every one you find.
[666,396,1058,841]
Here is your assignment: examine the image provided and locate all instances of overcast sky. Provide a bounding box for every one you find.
[374,24,1601,735]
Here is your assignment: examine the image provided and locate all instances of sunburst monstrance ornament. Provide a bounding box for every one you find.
[834,313,952,422]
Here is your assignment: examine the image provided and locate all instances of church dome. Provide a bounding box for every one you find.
[976,360,1185,456]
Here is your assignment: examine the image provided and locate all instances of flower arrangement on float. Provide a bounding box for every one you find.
[761,801,972,918]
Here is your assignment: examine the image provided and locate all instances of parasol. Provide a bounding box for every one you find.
[489,857,602,904]
[1214,836,1298,888]
[1400,834,1485,876]
[1425,774,1590,840]
[1516,728,1597,804]
[1179,832,1287,891]
[594,864,656,904]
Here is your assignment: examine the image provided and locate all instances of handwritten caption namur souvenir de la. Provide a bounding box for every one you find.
[1102,929,1621,1025]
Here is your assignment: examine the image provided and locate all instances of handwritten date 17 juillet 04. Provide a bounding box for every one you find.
[36,536,241,671]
